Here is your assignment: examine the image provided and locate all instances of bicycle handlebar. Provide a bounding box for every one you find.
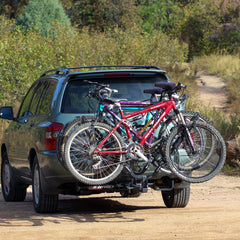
[83,79,109,88]
[155,82,186,94]
[175,82,187,91]
[84,79,186,103]
[84,80,118,101]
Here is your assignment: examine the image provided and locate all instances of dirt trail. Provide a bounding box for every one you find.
[0,73,239,240]
[196,72,227,109]
[0,174,240,240]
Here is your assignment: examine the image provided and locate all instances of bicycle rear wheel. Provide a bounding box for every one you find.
[164,122,226,183]
[63,122,125,185]
[57,117,86,163]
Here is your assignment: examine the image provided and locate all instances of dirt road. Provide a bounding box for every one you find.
[0,174,240,240]
[196,72,227,110]
[1,73,239,240]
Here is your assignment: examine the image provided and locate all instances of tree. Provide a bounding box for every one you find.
[137,0,184,34]
[0,0,28,19]
[16,0,71,37]
[179,0,240,57]
[66,0,138,31]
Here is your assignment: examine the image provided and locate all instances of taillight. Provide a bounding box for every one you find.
[45,122,63,150]
[104,72,131,77]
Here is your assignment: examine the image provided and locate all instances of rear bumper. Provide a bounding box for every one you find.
[36,151,190,195]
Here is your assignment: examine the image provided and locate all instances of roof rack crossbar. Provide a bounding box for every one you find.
[67,65,161,70]
[40,68,69,77]
[40,65,161,77]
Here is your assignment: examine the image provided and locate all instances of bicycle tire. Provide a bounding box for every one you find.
[180,112,217,164]
[159,110,217,165]
[181,110,212,124]
[63,122,125,185]
[158,110,211,138]
[164,122,226,183]
[153,111,212,175]
[56,116,92,163]
[168,121,216,171]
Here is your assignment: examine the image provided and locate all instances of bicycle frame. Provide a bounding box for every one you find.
[94,97,178,156]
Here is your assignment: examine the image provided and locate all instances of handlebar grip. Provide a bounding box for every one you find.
[176,82,186,90]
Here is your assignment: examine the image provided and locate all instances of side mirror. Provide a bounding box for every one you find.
[0,106,14,120]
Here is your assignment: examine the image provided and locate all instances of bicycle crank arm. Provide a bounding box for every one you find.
[135,149,149,162]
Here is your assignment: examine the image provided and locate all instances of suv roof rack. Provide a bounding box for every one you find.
[40,65,161,77]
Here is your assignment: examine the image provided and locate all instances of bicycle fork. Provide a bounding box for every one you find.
[176,111,196,153]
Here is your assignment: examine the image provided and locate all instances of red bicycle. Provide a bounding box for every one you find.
[61,81,226,186]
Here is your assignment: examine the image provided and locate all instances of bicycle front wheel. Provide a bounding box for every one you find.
[63,122,125,185]
[164,122,226,183]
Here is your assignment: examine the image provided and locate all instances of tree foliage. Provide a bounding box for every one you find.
[0,0,28,19]
[1,0,240,57]
[0,15,188,106]
[65,0,138,31]
[15,0,71,37]
[137,0,184,34]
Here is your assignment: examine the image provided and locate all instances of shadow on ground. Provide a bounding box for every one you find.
[0,189,163,227]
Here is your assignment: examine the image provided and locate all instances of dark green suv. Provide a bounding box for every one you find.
[0,65,190,213]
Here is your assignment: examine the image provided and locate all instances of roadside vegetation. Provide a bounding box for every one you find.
[190,54,240,174]
[192,54,240,114]
[0,0,240,172]
[190,54,240,141]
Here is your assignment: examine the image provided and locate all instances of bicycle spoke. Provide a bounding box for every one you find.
[64,122,125,185]
[165,122,226,183]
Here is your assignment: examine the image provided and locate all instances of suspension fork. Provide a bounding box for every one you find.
[175,110,196,153]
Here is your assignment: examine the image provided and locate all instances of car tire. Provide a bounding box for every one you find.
[32,156,58,213]
[1,151,27,202]
[161,186,190,208]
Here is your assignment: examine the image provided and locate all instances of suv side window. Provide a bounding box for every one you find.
[38,80,57,114]
[28,81,47,115]
[17,82,38,118]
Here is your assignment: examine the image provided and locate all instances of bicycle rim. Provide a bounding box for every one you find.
[64,122,125,185]
[165,122,226,183]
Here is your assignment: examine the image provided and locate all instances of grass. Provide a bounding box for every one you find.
[191,54,240,113]
[222,164,240,177]
[190,54,240,175]
[189,54,240,140]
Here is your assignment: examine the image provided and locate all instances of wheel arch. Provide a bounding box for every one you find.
[1,144,7,159]
[28,148,37,170]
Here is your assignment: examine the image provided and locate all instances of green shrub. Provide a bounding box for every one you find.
[0,19,188,106]
[16,0,71,37]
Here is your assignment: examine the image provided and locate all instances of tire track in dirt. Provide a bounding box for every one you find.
[196,71,227,110]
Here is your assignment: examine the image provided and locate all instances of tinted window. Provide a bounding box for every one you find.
[29,81,47,115]
[17,82,38,118]
[38,81,57,114]
[61,81,92,113]
[61,77,165,113]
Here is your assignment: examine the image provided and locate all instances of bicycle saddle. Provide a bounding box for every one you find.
[143,88,164,95]
[155,82,176,90]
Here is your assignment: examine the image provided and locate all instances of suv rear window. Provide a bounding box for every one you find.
[61,76,167,113]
